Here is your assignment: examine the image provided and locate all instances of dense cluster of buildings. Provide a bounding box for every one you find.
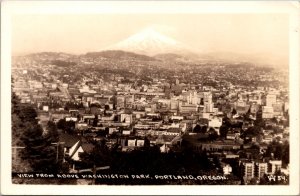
[12,53,289,184]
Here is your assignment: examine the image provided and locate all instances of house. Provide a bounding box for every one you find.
[201,141,240,151]
[59,133,94,162]
[122,130,131,135]
[76,122,89,131]
[226,132,236,140]
[222,163,232,175]
[156,135,176,145]
[165,128,181,136]
[225,154,239,159]
[160,143,170,153]
[50,111,71,121]
[120,113,132,124]
[73,142,94,160]
[119,136,147,151]
[261,135,273,144]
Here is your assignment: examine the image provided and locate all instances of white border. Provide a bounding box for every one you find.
[1,1,299,195]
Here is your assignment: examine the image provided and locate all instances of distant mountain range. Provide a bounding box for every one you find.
[16,50,286,68]
[85,50,156,61]
[15,27,287,68]
[102,27,287,67]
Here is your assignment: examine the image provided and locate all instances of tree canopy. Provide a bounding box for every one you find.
[12,92,58,173]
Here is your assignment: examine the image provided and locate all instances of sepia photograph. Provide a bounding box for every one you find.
[1,1,299,195]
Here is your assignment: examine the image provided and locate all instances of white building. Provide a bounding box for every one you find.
[42,105,49,112]
[203,92,213,103]
[223,164,233,175]
[204,102,214,113]
[266,93,276,107]
[269,160,282,174]
[127,139,136,147]
[180,104,198,113]
[255,162,268,179]
[208,117,222,135]
[242,161,255,180]
[120,113,132,124]
[262,106,274,119]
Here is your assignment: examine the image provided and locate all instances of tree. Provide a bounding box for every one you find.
[219,125,229,139]
[21,123,58,172]
[245,106,251,118]
[79,140,111,169]
[18,105,38,123]
[255,106,264,126]
[232,108,237,116]
[212,156,221,171]
[200,98,204,105]
[104,105,110,110]
[208,128,218,141]
[265,140,289,166]
[12,92,21,114]
[249,177,258,185]
[274,144,283,160]
[12,90,60,176]
[12,113,25,146]
[46,121,59,143]
[282,141,289,167]
[57,119,66,130]
[271,117,278,124]
[222,116,232,127]
[193,124,201,133]
[200,125,207,134]
[57,119,75,134]
[242,126,262,140]
[65,120,76,134]
[93,115,99,127]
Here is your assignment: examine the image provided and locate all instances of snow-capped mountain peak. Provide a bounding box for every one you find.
[122,27,178,45]
[106,27,192,56]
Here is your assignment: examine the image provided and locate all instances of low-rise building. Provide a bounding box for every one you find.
[241,160,255,181]
[269,160,282,174]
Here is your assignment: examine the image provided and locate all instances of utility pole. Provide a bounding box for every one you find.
[51,142,65,163]
[12,146,25,161]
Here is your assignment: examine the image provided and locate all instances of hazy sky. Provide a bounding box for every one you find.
[12,14,288,61]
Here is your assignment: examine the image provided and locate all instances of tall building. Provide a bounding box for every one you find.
[170,100,179,110]
[124,94,134,108]
[117,95,125,108]
[208,117,222,135]
[284,102,289,112]
[187,91,198,105]
[262,106,274,119]
[255,162,268,179]
[204,102,214,113]
[203,92,212,103]
[269,160,282,174]
[266,93,276,107]
[241,161,255,180]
